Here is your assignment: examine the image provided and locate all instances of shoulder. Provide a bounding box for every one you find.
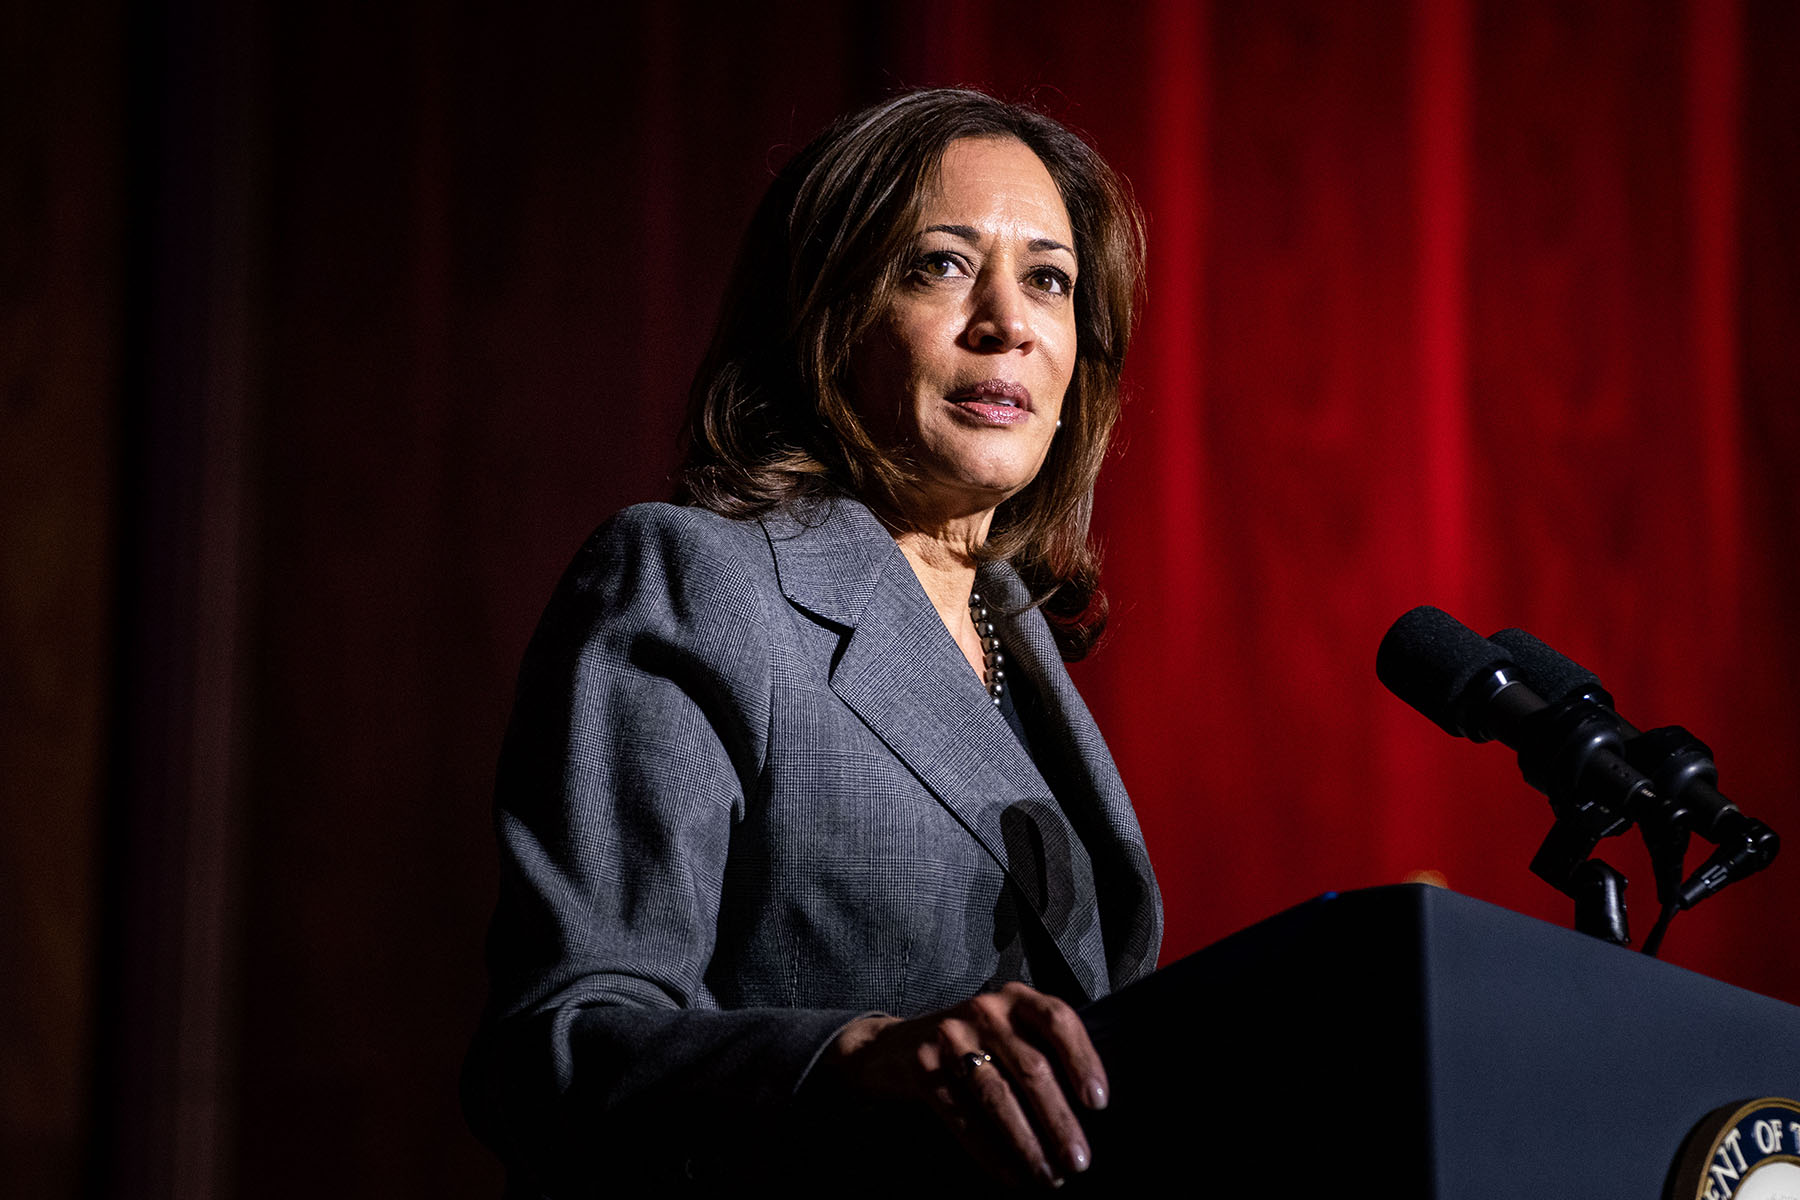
[566,503,775,599]
[519,504,783,663]
[584,502,770,569]
[547,496,902,638]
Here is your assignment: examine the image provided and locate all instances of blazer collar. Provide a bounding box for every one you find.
[759,497,893,629]
[760,498,1107,1000]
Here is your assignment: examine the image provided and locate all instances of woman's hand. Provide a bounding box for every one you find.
[821,982,1108,1188]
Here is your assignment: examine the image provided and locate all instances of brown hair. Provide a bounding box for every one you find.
[678,88,1145,660]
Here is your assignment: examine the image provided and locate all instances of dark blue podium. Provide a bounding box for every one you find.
[1077,884,1800,1196]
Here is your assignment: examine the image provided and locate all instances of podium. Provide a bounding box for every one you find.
[1077,884,1800,1196]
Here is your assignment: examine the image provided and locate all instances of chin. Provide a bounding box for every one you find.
[945,468,1040,507]
[902,429,1052,510]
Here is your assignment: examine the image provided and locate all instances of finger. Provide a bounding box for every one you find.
[987,1030,1091,1178]
[934,1025,1061,1188]
[1005,982,1109,1111]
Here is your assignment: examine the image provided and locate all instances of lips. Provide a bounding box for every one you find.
[947,379,1033,411]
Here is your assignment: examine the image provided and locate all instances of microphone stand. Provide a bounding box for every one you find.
[1523,712,1779,955]
[1619,724,1778,956]
[1480,626,1781,955]
[1515,696,1642,946]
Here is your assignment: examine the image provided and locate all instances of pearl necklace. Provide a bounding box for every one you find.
[969,591,1004,705]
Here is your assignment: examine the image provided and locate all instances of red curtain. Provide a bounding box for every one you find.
[33,0,1796,1195]
[1075,0,1800,1001]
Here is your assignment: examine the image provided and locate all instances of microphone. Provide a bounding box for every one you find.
[1376,606,1656,825]
[1375,603,1529,742]
[1483,627,1614,708]
[1486,627,1779,910]
[1378,606,1661,944]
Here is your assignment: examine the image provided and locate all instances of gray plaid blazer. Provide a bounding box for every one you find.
[465,497,1162,1193]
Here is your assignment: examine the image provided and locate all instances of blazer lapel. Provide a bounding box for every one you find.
[977,560,1164,989]
[762,499,1104,998]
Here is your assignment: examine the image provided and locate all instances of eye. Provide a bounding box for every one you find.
[1027,265,1074,296]
[911,251,969,281]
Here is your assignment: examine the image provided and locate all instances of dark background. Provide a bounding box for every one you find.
[4,0,1797,1196]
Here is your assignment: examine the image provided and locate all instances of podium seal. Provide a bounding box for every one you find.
[1670,1097,1800,1200]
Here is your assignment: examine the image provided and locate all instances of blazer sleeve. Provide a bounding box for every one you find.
[462,506,870,1195]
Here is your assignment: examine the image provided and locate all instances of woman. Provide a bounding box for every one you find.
[465,89,1162,1195]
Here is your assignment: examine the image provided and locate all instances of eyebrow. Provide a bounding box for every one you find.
[921,223,1075,256]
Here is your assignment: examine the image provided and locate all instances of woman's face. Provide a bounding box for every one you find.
[849,136,1079,522]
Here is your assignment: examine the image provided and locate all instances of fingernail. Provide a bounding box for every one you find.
[1085,1081,1108,1110]
[1071,1142,1090,1172]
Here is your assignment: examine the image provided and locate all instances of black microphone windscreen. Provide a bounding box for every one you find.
[1488,628,1615,708]
[1377,606,1514,738]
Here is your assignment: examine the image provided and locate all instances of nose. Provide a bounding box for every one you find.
[962,273,1032,354]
